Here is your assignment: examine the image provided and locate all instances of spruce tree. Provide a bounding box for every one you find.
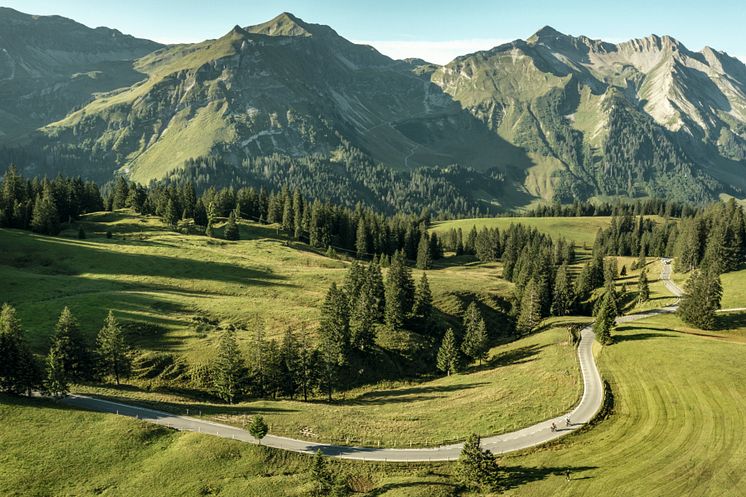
[96,311,132,386]
[349,285,377,351]
[355,219,368,258]
[224,211,240,240]
[436,328,460,375]
[111,177,129,210]
[551,262,574,316]
[30,189,60,235]
[411,272,433,322]
[638,269,650,303]
[51,307,89,381]
[416,232,432,269]
[45,344,68,398]
[0,303,39,394]
[213,329,245,403]
[280,328,300,399]
[366,261,386,322]
[593,291,617,345]
[318,283,350,400]
[456,433,500,492]
[678,266,722,330]
[164,198,179,228]
[384,251,414,330]
[311,450,333,495]
[462,316,489,365]
[516,279,542,335]
[248,415,269,444]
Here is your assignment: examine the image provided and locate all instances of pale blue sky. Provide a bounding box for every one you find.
[3,0,745,64]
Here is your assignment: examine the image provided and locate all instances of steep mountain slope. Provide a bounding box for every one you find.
[432,27,746,202]
[0,7,162,141]
[36,13,525,197]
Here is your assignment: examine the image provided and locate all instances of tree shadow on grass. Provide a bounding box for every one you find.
[717,311,746,330]
[366,481,456,496]
[500,464,597,491]
[612,326,681,342]
[350,382,489,405]
[70,389,299,416]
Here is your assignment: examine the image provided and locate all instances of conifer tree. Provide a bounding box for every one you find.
[678,266,722,329]
[318,283,350,400]
[280,328,300,399]
[456,434,500,492]
[111,177,129,210]
[224,210,239,240]
[96,311,132,386]
[213,329,245,403]
[462,316,489,365]
[551,262,574,316]
[50,307,89,381]
[311,450,333,496]
[411,272,433,322]
[349,285,377,351]
[384,251,414,330]
[44,344,68,398]
[164,198,179,228]
[416,232,432,269]
[594,290,617,345]
[355,219,368,259]
[248,415,269,444]
[0,303,39,394]
[30,188,60,235]
[516,279,542,335]
[366,261,386,322]
[638,269,650,303]
[436,328,460,375]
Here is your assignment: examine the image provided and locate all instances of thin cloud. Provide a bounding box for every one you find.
[354,39,509,65]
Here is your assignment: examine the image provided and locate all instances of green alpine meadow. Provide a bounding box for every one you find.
[1,2,746,496]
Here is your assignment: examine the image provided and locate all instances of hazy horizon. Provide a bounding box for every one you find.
[2,0,744,64]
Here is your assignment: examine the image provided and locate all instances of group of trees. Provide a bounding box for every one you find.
[436,302,490,375]
[0,304,133,398]
[0,165,103,235]
[205,255,433,404]
[209,325,318,404]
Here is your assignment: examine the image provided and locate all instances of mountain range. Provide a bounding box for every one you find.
[1,7,745,211]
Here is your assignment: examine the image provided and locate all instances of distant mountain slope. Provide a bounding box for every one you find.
[2,10,745,210]
[0,7,162,141]
[432,27,746,202]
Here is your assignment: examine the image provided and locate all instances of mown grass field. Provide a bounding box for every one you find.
[77,324,585,448]
[499,312,746,496]
[431,216,616,246]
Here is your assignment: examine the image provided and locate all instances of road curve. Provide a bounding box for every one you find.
[62,259,685,462]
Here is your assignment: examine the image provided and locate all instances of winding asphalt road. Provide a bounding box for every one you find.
[62,259,686,462]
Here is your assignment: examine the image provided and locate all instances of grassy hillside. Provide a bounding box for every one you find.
[0,395,458,497]
[78,324,585,448]
[501,312,746,496]
[0,210,515,366]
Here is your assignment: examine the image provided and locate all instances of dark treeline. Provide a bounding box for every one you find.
[162,150,505,218]
[112,176,447,261]
[0,165,103,235]
[516,198,699,219]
